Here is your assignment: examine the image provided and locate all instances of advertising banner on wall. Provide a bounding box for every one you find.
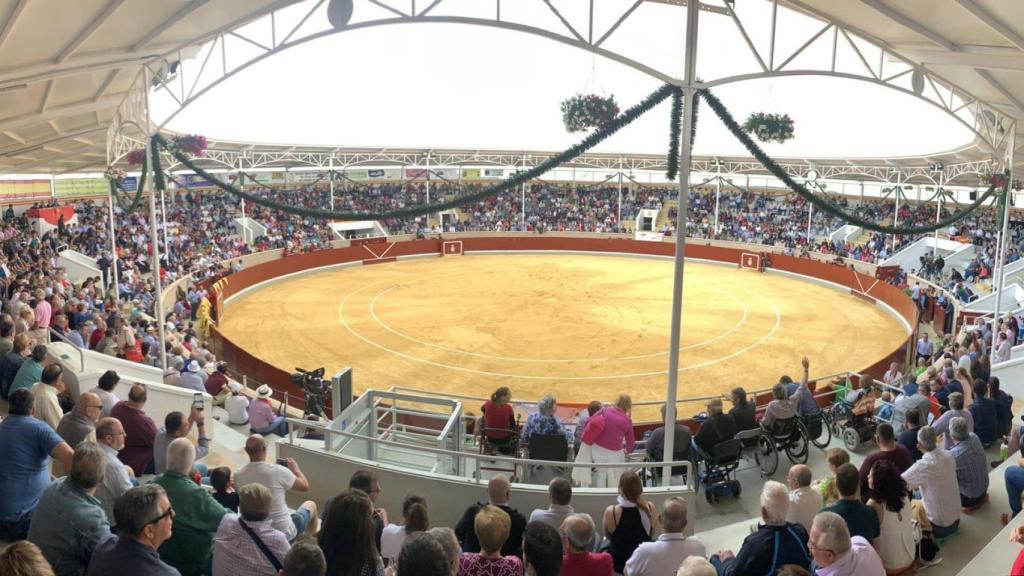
[405,168,427,180]
[430,168,460,181]
[0,179,51,199]
[462,168,481,179]
[345,170,368,181]
[182,174,213,188]
[54,178,108,197]
[368,169,386,179]
[482,168,505,179]
[122,176,138,192]
[292,171,324,183]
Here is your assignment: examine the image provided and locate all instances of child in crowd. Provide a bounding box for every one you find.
[814,447,850,507]
[210,466,239,512]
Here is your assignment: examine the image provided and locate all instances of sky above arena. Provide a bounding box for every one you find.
[151,1,974,159]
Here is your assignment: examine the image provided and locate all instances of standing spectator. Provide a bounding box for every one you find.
[225,382,250,425]
[85,485,179,576]
[249,385,287,436]
[902,426,961,538]
[89,370,120,417]
[645,403,692,481]
[151,437,230,576]
[822,464,880,549]
[969,379,999,447]
[865,461,916,575]
[857,423,911,499]
[27,442,110,576]
[559,514,612,576]
[381,495,429,565]
[455,474,526,558]
[624,497,705,576]
[10,345,47,397]
[0,389,74,540]
[915,333,932,363]
[931,392,973,449]
[458,505,523,576]
[883,362,904,387]
[896,410,923,462]
[520,394,570,444]
[0,541,56,576]
[522,521,562,576]
[710,481,811,575]
[30,363,65,431]
[603,470,658,575]
[949,416,990,513]
[94,417,135,525]
[212,483,291,576]
[397,533,450,576]
[153,408,209,475]
[785,464,822,533]
[807,512,885,576]
[56,392,102,448]
[589,394,635,488]
[110,383,158,476]
[235,435,318,543]
[319,489,385,576]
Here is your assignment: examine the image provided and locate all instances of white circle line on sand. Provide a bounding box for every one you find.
[366,284,750,363]
[337,283,781,381]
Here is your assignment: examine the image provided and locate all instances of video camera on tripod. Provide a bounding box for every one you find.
[291,367,329,421]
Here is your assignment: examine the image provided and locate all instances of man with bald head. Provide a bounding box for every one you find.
[234,434,317,542]
[57,392,103,448]
[625,497,705,575]
[785,464,822,532]
[94,417,135,525]
[560,513,612,576]
[455,473,527,557]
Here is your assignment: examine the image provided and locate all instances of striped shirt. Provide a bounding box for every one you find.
[950,433,989,499]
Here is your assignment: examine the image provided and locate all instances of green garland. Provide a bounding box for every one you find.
[699,88,1004,235]
[153,83,678,221]
[109,156,148,213]
[664,88,701,181]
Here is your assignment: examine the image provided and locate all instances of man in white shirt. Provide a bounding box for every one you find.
[31,364,66,431]
[88,370,120,417]
[624,497,705,576]
[901,426,961,538]
[94,417,136,525]
[785,464,821,532]
[234,434,318,542]
[882,362,904,387]
[808,512,884,576]
[225,382,250,425]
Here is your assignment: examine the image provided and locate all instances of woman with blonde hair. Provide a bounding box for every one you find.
[603,470,657,575]
[0,541,55,576]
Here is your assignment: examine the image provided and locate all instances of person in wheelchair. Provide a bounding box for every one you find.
[645,404,692,480]
[760,383,798,434]
[691,399,737,464]
[480,386,517,454]
[728,388,758,435]
[781,357,820,418]
[521,395,571,445]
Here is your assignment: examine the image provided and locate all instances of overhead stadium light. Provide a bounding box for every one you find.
[328,0,354,28]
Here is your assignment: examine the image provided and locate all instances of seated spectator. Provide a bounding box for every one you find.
[692,399,737,461]
[27,442,110,576]
[110,383,158,476]
[991,377,1014,439]
[86,485,179,576]
[808,512,885,576]
[883,362,904,388]
[89,370,120,417]
[163,357,183,387]
[969,378,998,447]
[456,474,526,557]
[0,388,74,541]
[760,382,797,430]
[902,426,961,538]
[151,437,230,576]
[728,387,758,438]
[785,464,821,533]
[0,333,30,399]
[896,410,923,462]
[205,362,230,407]
[179,360,206,393]
[225,382,250,425]
[153,407,209,475]
[213,483,290,576]
[57,392,102,448]
[0,541,56,576]
[857,423,911,500]
[10,344,47,398]
[249,385,287,437]
[932,392,972,450]
[823,463,880,549]
[710,481,811,574]
[235,435,317,543]
[210,466,239,512]
[529,477,599,550]
[625,497,704,576]
[397,532,450,576]
[94,417,135,525]
[521,394,570,445]
[381,495,429,565]
[427,527,460,576]
[523,521,562,576]
[677,556,717,576]
[348,470,387,550]
[949,416,989,513]
[817,448,850,507]
[603,470,658,574]
[319,489,385,576]
[560,513,612,576]
[458,505,522,576]
[785,357,819,417]
[646,403,692,478]
[31,364,66,431]
[282,537,327,576]
[865,461,915,575]
[480,386,516,446]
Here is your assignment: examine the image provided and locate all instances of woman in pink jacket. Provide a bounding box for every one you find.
[589,394,635,488]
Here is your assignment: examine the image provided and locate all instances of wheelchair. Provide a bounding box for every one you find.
[824,393,878,452]
[694,438,743,504]
[802,410,832,449]
[760,416,809,465]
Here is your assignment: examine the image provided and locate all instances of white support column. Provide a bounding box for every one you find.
[713,164,721,236]
[425,154,431,231]
[892,172,902,249]
[521,153,527,228]
[238,158,247,244]
[662,0,700,485]
[991,132,1016,363]
[617,158,623,230]
[933,173,944,257]
[143,67,167,372]
[807,197,813,243]
[160,170,169,267]
[328,155,335,211]
[106,182,119,295]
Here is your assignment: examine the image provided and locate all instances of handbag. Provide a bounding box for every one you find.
[238,519,283,571]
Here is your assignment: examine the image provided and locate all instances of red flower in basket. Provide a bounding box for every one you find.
[173,134,208,157]
[125,148,147,166]
[990,173,1008,189]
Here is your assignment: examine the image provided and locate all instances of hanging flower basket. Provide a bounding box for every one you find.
[171,134,208,157]
[743,112,794,144]
[561,93,620,133]
[125,148,147,166]
[103,167,126,183]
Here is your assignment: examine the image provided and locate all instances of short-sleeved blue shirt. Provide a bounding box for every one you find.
[0,414,64,521]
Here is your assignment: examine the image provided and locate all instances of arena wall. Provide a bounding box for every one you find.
[207,234,920,428]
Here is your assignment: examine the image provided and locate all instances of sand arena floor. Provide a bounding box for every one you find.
[218,254,908,419]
